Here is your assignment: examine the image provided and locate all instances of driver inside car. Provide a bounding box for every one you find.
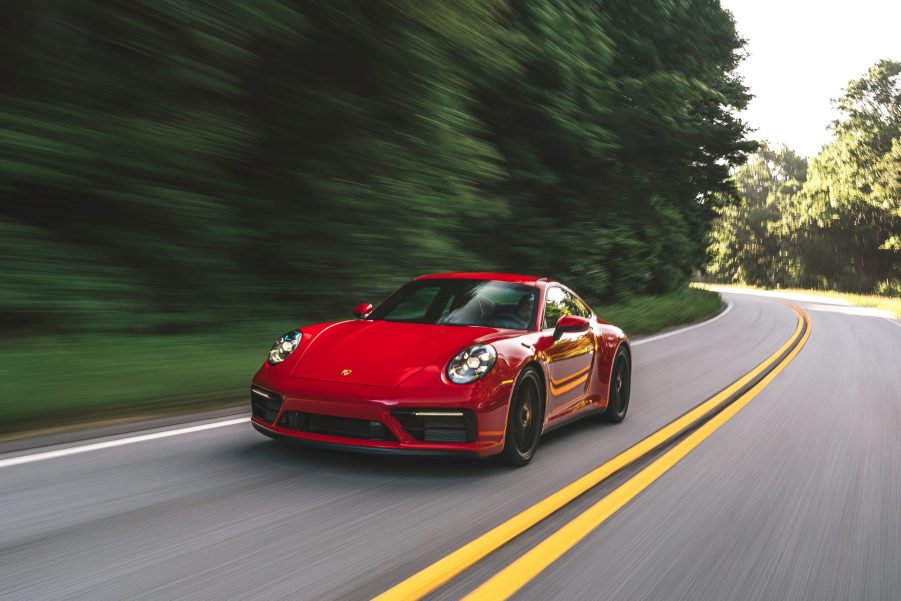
[515,293,533,328]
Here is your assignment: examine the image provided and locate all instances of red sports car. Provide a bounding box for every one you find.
[251,272,630,465]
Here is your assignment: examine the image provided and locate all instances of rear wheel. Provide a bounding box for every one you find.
[499,368,543,466]
[602,348,630,423]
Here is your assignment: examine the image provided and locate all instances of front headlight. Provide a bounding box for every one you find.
[447,344,497,384]
[268,330,302,365]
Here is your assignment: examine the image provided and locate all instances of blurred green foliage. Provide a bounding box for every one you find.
[707,60,901,293]
[1,1,751,334]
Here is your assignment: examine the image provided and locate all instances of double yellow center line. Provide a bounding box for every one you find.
[374,304,811,601]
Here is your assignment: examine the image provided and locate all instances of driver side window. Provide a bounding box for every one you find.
[543,287,567,329]
[543,287,589,329]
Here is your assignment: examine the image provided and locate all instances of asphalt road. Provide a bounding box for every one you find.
[2,290,899,601]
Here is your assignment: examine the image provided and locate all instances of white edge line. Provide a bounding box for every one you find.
[631,298,733,346]
[0,417,249,469]
[886,317,901,329]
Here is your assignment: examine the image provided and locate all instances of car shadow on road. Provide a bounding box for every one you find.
[235,437,502,478]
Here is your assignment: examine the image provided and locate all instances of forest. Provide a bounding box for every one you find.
[707,60,901,295]
[1,1,752,335]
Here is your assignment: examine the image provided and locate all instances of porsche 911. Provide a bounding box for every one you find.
[250,272,630,465]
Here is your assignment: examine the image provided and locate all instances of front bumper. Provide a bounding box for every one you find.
[252,422,479,458]
[249,372,512,458]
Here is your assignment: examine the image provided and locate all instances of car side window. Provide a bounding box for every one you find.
[543,287,589,328]
[543,287,566,328]
[572,294,592,318]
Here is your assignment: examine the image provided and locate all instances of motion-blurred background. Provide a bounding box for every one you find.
[1,1,898,433]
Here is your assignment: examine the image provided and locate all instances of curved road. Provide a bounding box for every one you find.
[1,290,899,600]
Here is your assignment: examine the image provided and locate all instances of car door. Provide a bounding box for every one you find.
[541,286,596,419]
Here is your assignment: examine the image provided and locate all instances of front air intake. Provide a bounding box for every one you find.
[250,388,283,423]
[391,409,477,443]
[278,411,397,442]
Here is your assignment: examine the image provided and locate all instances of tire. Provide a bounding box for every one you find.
[601,347,631,423]
[499,368,543,466]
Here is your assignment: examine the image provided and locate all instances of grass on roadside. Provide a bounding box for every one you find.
[0,318,317,436]
[597,286,723,336]
[0,287,724,436]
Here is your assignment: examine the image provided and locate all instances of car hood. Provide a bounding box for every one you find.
[290,320,512,387]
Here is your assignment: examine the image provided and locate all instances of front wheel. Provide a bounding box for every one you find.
[601,347,630,423]
[499,368,543,466]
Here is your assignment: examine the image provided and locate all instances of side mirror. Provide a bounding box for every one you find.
[553,314,589,340]
[353,302,373,318]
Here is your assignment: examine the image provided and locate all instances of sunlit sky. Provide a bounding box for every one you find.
[721,0,901,157]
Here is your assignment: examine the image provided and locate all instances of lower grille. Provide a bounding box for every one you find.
[392,409,477,443]
[251,388,283,423]
[279,411,397,442]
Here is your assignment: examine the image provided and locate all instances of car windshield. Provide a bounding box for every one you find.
[369,279,539,330]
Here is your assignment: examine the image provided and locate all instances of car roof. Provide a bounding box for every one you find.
[414,272,551,285]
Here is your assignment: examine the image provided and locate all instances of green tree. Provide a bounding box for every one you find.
[787,60,901,290]
[471,0,753,302]
[707,144,807,286]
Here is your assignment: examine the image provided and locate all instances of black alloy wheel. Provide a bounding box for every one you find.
[602,348,631,423]
[499,368,543,466]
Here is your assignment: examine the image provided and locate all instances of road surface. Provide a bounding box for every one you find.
[1,290,899,600]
